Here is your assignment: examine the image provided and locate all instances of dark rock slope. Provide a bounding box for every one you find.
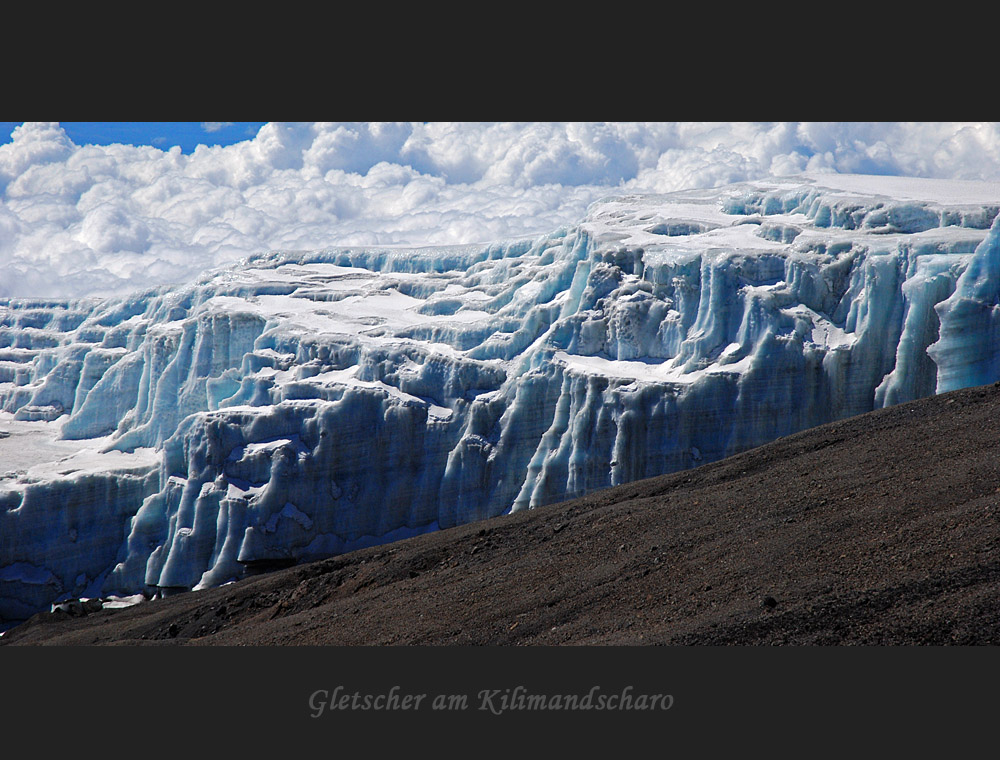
[6,381,1000,646]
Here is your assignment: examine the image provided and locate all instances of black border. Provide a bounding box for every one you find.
[2,645,996,749]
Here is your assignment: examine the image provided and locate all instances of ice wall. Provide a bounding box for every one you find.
[3,173,999,620]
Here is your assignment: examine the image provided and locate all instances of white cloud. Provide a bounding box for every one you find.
[2,121,1000,299]
[201,122,234,133]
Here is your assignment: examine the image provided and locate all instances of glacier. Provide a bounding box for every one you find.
[3,171,1000,622]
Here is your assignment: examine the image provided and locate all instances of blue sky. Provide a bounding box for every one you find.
[0,122,266,153]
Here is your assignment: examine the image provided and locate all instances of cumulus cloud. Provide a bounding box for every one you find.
[1,121,1000,298]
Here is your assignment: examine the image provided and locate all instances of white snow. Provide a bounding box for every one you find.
[0,412,158,490]
[798,172,1000,205]
[101,593,145,609]
[552,351,752,384]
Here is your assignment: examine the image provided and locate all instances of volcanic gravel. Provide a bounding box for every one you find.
[6,382,1000,646]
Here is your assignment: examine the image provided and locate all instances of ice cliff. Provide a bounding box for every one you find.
[3,172,1000,620]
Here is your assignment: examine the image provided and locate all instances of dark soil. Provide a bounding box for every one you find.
[6,382,1000,646]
